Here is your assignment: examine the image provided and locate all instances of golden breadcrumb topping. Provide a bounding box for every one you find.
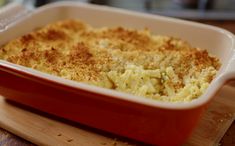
[0,19,221,102]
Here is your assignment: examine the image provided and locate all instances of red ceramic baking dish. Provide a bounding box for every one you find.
[0,2,235,146]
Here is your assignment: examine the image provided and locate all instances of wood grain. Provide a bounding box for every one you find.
[0,84,234,146]
[0,97,131,146]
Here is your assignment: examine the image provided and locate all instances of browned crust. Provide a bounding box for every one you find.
[0,19,221,89]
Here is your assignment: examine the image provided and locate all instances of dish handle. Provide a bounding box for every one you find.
[0,2,29,31]
[223,40,235,82]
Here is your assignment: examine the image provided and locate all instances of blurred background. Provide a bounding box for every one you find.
[1,0,232,32]
[0,0,234,20]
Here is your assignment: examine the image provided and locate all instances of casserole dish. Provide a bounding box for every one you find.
[0,2,234,146]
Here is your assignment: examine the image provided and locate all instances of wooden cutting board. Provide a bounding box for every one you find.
[0,84,234,146]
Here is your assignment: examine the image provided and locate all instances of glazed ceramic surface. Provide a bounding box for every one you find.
[0,2,235,146]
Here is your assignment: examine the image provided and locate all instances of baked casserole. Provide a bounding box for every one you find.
[0,19,221,102]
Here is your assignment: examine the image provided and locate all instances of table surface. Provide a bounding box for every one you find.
[0,20,235,146]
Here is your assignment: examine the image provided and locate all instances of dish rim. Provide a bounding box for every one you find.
[0,1,235,110]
